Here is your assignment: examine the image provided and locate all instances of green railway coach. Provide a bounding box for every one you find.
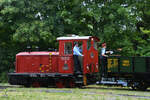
[104,56,150,90]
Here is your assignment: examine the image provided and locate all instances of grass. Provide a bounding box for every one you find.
[0,84,150,100]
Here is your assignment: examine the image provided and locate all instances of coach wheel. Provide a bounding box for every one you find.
[32,82,41,87]
[131,81,148,91]
[136,86,148,91]
[130,81,137,90]
[136,81,148,91]
[131,84,136,90]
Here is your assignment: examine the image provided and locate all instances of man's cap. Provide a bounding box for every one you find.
[102,43,106,47]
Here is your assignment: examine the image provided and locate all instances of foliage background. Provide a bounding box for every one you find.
[0,0,150,82]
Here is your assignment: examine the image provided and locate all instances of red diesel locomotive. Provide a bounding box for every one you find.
[8,35,100,87]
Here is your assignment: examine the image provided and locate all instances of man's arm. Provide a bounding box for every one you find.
[74,47,84,56]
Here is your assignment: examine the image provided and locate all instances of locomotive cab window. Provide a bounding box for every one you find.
[79,42,83,53]
[87,40,91,50]
[64,42,72,55]
[94,40,98,50]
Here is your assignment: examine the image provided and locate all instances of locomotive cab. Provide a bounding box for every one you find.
[57,35,100,75]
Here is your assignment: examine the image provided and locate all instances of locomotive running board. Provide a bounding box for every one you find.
[8,73,74,77]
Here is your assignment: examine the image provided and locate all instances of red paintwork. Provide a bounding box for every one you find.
[58,56,73,73]
[86,40,99,73]
[16,52,59,73]
[15,36,99,75]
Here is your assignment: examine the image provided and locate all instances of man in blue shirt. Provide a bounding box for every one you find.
[100,43,112,76]
[73,43,84,56]
[73,42,84,74]
[100,43,109,58]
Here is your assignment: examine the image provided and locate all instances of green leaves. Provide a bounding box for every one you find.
[87,24,93,30]
[117,7,127,16]
[1,6,18,14]
[13,21,53,43]
[0,0,150,54]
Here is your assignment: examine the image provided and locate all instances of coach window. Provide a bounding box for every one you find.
[64,42,72,55]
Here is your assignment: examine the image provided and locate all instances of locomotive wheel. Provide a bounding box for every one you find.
[68,80,75,88]
[56,81,65,88]
[24,84,31,88]
[32,82,41,87]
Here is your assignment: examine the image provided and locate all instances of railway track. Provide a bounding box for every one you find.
[0,85,150,99]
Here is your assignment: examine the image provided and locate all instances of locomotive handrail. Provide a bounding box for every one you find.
[109,55,121,57]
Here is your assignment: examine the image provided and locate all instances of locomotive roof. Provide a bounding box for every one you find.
[17,52,59,56]
[57,36,99,41]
